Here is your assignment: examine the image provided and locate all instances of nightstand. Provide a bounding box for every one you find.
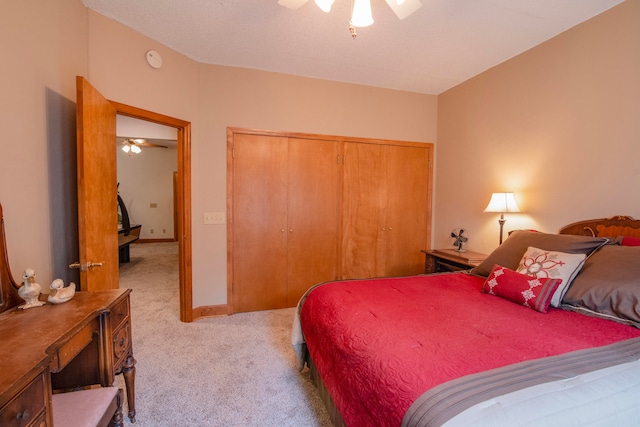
[421,249,488,274]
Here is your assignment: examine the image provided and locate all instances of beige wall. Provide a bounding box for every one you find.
[0,0,436,308]
[0,0,87,286]
[117,146,177,240]
[436,0,640,255]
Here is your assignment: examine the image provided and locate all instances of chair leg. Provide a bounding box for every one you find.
[111,388,124,427]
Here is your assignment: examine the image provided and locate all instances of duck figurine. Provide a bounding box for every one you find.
[48,279,76,304]
[18,268,46,309]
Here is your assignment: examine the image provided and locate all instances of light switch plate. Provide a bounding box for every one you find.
[204,212,226,224]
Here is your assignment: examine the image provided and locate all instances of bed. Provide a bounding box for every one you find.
[292,216,640,426]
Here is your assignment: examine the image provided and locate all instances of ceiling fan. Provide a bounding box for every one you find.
[120,138,169,154]
[278,0,422,38]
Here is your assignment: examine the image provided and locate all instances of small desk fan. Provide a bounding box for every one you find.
[450,228,468,252]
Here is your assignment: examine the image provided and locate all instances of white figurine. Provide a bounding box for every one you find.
[48,279,76,304]
[18,268,46,309]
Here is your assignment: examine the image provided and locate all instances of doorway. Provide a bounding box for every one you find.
[116,115,177,242]
[110,101,193,322]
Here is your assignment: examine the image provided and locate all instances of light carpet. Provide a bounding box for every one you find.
[116,242,331,426]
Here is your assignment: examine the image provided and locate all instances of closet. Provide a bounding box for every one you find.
[228,128,432,313]
[341,141,431,279]
[230,132,339,313]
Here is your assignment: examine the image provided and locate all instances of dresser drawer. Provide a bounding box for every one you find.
[112,321,131,372]
[111,297,130,331]
[0,372,48,427]
[50,321,95,373]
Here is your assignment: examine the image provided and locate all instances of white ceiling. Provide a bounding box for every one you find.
[82,0,623,95]
[116,115,178,147]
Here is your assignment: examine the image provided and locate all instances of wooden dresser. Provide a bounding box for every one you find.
[0,289,136,426]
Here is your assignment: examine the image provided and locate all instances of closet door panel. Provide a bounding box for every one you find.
[232,134,288,312]
[286,138,339,305]
[383,145,430,277]
[341,142,386,279]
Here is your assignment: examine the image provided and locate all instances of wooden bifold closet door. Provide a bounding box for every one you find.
[229,128,433,313]
[341,141,430,279]
[231,133,339,313]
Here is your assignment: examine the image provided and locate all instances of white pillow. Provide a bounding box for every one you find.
[516,246,586,307]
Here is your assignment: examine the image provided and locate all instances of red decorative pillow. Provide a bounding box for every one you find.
[621,236,640,246]
[482,265,562,313]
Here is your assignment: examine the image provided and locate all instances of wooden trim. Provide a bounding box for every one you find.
[226,127,430,148]
[226,128,235,315]
[425,144,434,254]
[111,101,193,323]
[110,102,189,128]
[178,123,193,322]
[135,239,175,244]
[192,304,229,320]
[173,171,178,241]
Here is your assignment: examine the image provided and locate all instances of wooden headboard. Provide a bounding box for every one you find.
[559,215,640,239]
[0,204,21,313]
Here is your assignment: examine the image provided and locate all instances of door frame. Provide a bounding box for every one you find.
[112,101,193,322]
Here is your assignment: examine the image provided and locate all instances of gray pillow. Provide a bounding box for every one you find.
[562,245,640,325]
[470,230,609,278]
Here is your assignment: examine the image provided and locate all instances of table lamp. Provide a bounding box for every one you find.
[484,192,520,244]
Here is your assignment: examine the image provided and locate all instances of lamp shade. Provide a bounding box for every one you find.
[484,192,520,213]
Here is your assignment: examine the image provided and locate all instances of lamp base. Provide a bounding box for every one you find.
[498,215,506,244]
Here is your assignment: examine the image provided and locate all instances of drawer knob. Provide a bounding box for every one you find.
[16,410,29,420]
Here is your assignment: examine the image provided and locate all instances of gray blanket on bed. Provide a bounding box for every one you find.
[402,337,640,426]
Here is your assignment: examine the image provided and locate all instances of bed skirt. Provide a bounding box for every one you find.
[307,354,346,427]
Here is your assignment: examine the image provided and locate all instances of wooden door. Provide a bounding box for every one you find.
[342,142,431,279]
[341,142,387,279]
[286,138,339,305]
[232,134,288,312]
[76,77,119,291]
[383,145,430,277]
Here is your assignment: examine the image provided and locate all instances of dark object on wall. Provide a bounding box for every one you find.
[117,187,140,263]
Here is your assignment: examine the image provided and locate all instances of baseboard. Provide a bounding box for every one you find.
[135,238,176,243]
[193,304,228,320]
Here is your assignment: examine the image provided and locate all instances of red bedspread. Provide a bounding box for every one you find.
[299,273,640,427]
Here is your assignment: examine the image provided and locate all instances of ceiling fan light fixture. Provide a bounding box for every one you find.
[351,0,374,27]
[385,0,422,20]
[314,0,334,13]
[122,139,144,154]
[277,0,308,10]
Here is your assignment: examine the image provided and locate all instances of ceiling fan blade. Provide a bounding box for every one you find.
[278,0,310,10]
[385,0,422,20]
[139,141,168,148]
[122,137,171,148]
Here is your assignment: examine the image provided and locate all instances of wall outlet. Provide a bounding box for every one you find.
[204,212,226,225]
